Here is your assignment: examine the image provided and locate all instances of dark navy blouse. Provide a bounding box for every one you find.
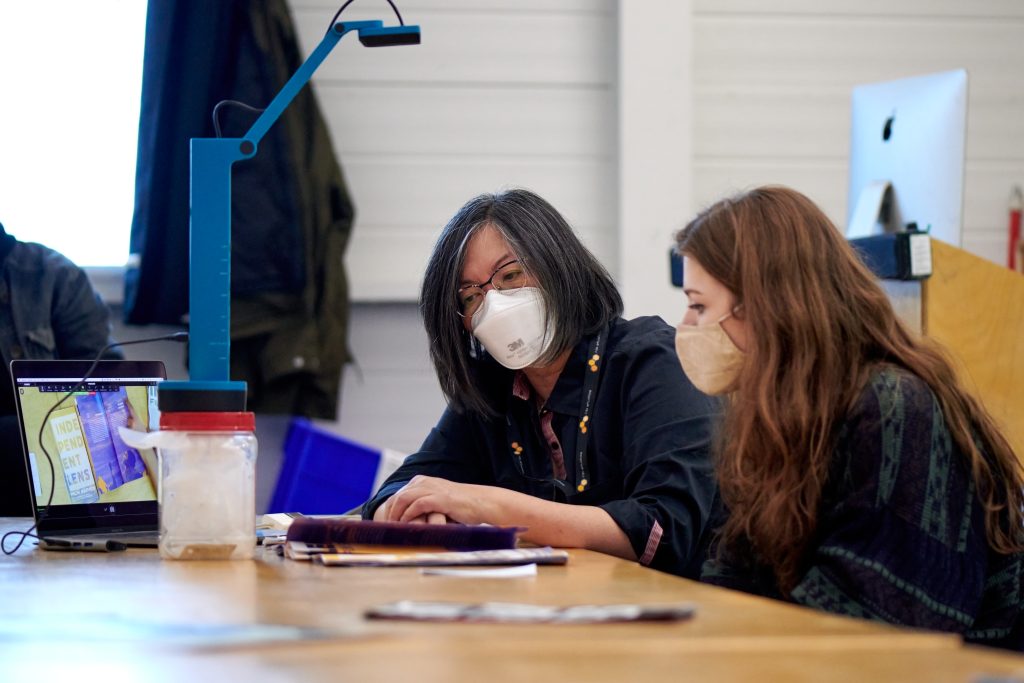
[362,316,721,578]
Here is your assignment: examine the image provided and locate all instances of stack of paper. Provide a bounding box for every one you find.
[283,543,568,567]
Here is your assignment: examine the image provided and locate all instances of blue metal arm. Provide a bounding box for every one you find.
[180,18,419,398]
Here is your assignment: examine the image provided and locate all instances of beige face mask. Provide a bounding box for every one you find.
[674,311,745,395]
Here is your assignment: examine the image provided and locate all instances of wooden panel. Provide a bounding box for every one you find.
[924,240,1024,458]
[340,372,445,453]
[693,162,1023,258]
[283,1,617,300]
[322,86,615,299]
[960,233,1013,268]
[325,85,616,300]
[693,86,848,160]
[320,86,614,158]
[293,7,616,85]
[695,0,1024,18]
[294,0,615,13]
[339,157,616,301]
[342,157,615,228]
[338,303,444,453]
[347,224,616,301]
[963,163,1024,234]
[967,91,1024,161]
[692,159,847,226]
[345,228,437,300]
[344,303,435,372]
[693,86,1024,162]
[693,16,1024,89]
[692,14,1024,268]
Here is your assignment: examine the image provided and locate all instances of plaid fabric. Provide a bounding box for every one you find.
[703,366,1024,651]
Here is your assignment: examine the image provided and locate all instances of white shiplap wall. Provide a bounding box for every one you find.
[272,1,1024,458]
[291,0,617,300]
[691,0,1024,266]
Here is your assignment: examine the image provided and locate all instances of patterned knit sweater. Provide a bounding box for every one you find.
[702,366,1024,650]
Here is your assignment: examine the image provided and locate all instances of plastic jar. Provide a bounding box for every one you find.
[157,411,257,560]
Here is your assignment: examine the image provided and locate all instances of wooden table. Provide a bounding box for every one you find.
[1,518,1020,682]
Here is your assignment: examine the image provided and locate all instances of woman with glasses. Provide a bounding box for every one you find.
[361,188,720,576]
[674,185,1024,648]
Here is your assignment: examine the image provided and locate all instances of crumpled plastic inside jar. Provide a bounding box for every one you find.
[118,426,256,556]
[118,426,191,450]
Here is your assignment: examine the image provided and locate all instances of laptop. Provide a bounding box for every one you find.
[11,359,166,550]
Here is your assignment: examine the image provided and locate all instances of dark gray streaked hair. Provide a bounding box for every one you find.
[420,188,623,416]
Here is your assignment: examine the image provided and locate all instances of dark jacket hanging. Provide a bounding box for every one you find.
[126,0,355,419]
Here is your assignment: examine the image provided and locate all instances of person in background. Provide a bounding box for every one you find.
[673,185,1024,649]
[362,189,720,577]
[0,221,121,516]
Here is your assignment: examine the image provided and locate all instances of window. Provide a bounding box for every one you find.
[0,2,147,267]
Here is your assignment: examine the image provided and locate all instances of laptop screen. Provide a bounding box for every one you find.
[11,360,166,532]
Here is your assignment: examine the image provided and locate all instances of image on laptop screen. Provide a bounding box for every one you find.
[11,360,165,531]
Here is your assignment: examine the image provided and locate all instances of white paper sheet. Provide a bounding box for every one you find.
[420,563,539,578]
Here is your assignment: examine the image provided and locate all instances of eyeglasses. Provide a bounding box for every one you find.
[456,259,528,317]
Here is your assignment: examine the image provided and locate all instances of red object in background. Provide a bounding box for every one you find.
[1010,186,1022,271]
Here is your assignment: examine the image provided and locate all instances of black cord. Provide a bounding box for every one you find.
[328,0,356,28]
[385,0,405,26]
[212,100,266,139]
[0,526,39,556]
[327,0,405,34]
[212,0,408,138]
[1,332,188,556]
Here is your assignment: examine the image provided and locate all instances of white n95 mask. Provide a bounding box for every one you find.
[674,313,745,395]
[471,287,554,370]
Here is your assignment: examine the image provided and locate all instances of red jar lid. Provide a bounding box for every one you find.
[160,412,256,432]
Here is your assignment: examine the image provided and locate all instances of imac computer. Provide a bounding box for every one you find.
[847,69,968,247]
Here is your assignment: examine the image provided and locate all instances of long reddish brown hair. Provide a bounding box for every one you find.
[676,186,1024,593]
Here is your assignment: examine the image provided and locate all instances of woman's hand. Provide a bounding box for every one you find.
[377,476,491,525]
[372,500,448,525]
[371,478,636,560]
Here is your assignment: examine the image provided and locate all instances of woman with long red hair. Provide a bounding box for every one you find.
[674,185,1024,649]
